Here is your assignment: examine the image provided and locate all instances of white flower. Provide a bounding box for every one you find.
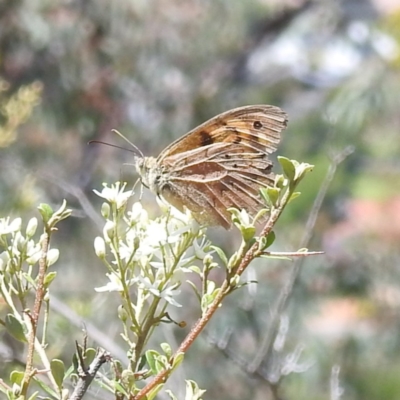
[193,238,212,260]
[95,273,137,292]
[93,182,133,209]
[128,202,148,225]
[137,276,182,307]
[26,241,41,265]
[0,217,22,235]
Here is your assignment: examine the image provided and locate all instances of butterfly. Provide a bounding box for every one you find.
[135,105,288,229]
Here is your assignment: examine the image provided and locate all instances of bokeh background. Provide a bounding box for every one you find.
[1,0,400,399]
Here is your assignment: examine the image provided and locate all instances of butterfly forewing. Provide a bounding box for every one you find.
[158,105,286,161]
[141,105,288,229]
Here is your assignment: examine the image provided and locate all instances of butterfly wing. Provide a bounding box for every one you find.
[157,105,288,228]
[158,105,285,161]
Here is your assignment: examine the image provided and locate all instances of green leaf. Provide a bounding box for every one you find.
[72,353,79,373]
[241,226,256,242]
[111,380,129,396]
[260,188,270,206]
[147,383,164,400]
[278,156,296,181]
[228,251,240,270]
[260,254,292,261]
[5,314,27,343]
[267,187,280,206]
[288,192,301,203]
[253,208,269,224]
[155,359,165,373]
[121,369,136,391]
[265,231,276,249]
[260,187,280,207]
[137,354,147,372]
[10,371,24,385]
[50,359,65,390]
[161,343,172,358]
[188,265,202,275]
[38,203,54,224]
[64,364,75,379]
[146,350,159,375]
[44,271,57,287]
[258,232,275,251]
[22,272,36,287]
[171,352,184,371]
[85,348,96,364]
[32,375,58,397]
[49,200,72,225]
[274,174,286,189]
[27,392,39,400]
[210,246,227,266]
[187,280,201,302]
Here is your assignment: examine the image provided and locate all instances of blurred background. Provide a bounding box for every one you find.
[1,0,400,399]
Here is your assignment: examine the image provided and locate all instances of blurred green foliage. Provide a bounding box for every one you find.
[1,1,400,399]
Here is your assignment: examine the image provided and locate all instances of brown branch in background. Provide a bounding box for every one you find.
[49,295,127,361]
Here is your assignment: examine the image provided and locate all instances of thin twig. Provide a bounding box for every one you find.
[262,250,324,257]
[70,348,111,400]
[22,229,51,394]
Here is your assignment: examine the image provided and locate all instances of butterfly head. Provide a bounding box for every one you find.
[135,156,166,195]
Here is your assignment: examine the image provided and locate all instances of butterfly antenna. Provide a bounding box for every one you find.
[88,140,140,155]
[111,129,144,159]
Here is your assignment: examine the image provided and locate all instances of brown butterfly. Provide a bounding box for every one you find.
[135,105,288,229]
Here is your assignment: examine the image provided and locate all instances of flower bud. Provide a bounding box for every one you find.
[94,237,106,259]
[26,218,38,238]
[47,249,60,266]
[101,202,110,219]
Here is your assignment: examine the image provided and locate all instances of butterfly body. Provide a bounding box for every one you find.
[135,105,288,229]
